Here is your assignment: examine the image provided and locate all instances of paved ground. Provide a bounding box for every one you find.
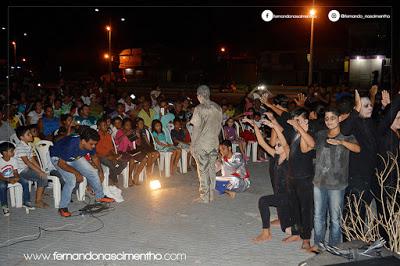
[0,161,314,266]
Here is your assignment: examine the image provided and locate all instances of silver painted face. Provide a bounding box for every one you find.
[359,97,373,118]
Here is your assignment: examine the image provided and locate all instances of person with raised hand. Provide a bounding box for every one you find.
[243,116,299,243]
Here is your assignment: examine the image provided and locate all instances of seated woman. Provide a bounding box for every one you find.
[171,119,190,150]
[151,119,181,176]
[114,118,148,186]
[135,118,160,173]
[215,140,250,199]
[223,117,246,159]
[243,116,298,243]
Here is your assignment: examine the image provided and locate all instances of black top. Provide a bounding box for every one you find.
[376,95,400,189]
[273,155,289,194]
[288,134,315,180]
[341,109,378,189]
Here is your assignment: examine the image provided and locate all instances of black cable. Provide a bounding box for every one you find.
[0,202,113,249]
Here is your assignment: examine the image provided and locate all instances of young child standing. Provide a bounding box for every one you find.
[14,126,49,208]
[0,142,35,215]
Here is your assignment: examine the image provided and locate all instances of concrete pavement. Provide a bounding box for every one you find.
[0,161,314,266]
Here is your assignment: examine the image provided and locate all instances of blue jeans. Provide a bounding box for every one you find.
[0,181,8,206]
[314,186,345,247]
[19,168,48,187]
[0,178,31,205]
[51,157,104,209]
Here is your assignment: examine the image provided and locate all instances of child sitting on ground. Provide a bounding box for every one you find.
[215,140,250,199]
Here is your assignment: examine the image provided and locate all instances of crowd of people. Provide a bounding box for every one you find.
[0,80,399,253]
[0,82,197,217]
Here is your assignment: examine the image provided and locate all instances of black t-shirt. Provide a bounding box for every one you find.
[341,110,378,188]
[288,134,315,180]
[273,155,289,194]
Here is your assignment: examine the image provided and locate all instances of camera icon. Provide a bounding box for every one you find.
[328,10,340,22]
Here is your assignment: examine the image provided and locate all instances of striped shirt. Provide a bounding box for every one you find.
[14,141,34,173]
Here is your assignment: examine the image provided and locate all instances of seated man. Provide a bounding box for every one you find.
[50,126,115,217]
[74,105,97,127]
[96,119,127,187]
[215,140,250,198]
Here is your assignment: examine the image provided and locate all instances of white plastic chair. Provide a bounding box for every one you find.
[221,122,240,153]
[111,135,146,187]
[10,134,20,145]
[35,140,86,205]
[34,140,62,208]
[239,120,258,162]
[8,183,23,208]
[17,112,26,126]
[164,127,187,174]
[146,129,181,178]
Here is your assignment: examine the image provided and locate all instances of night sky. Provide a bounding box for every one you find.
[1,1,397,81]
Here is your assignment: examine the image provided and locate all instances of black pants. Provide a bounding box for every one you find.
[100,157,127,183]
[258,193,292,232]
[288,177,314,240]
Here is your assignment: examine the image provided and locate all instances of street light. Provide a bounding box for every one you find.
[94,8,99,12]
[1,27,5,30]
[105,25,112,82]
[220,47,226,53]
[11,41,17,65]
[103,53,110,59]
[121,17,126,22]
[308,7,316,86]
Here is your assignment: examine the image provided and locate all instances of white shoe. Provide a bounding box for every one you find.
[2,206,10,216]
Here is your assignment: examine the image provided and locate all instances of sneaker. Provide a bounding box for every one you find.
[2,206,10,216]
[23,202,36,210]
[96,196,115,203]
[58,208,72,217]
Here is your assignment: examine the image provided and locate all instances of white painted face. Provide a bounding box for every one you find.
[197,94,204,104]
[359,97,373,118]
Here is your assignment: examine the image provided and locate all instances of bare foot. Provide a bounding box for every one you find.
[301,240,311,250]
[282,235,301,243]
[252,229,272,243]
[271,219,280,227]
[225,190,236,199]
[285,227,292,235]
[192,197,209,204]
[307,245,320,254]
[35,201,49,208]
